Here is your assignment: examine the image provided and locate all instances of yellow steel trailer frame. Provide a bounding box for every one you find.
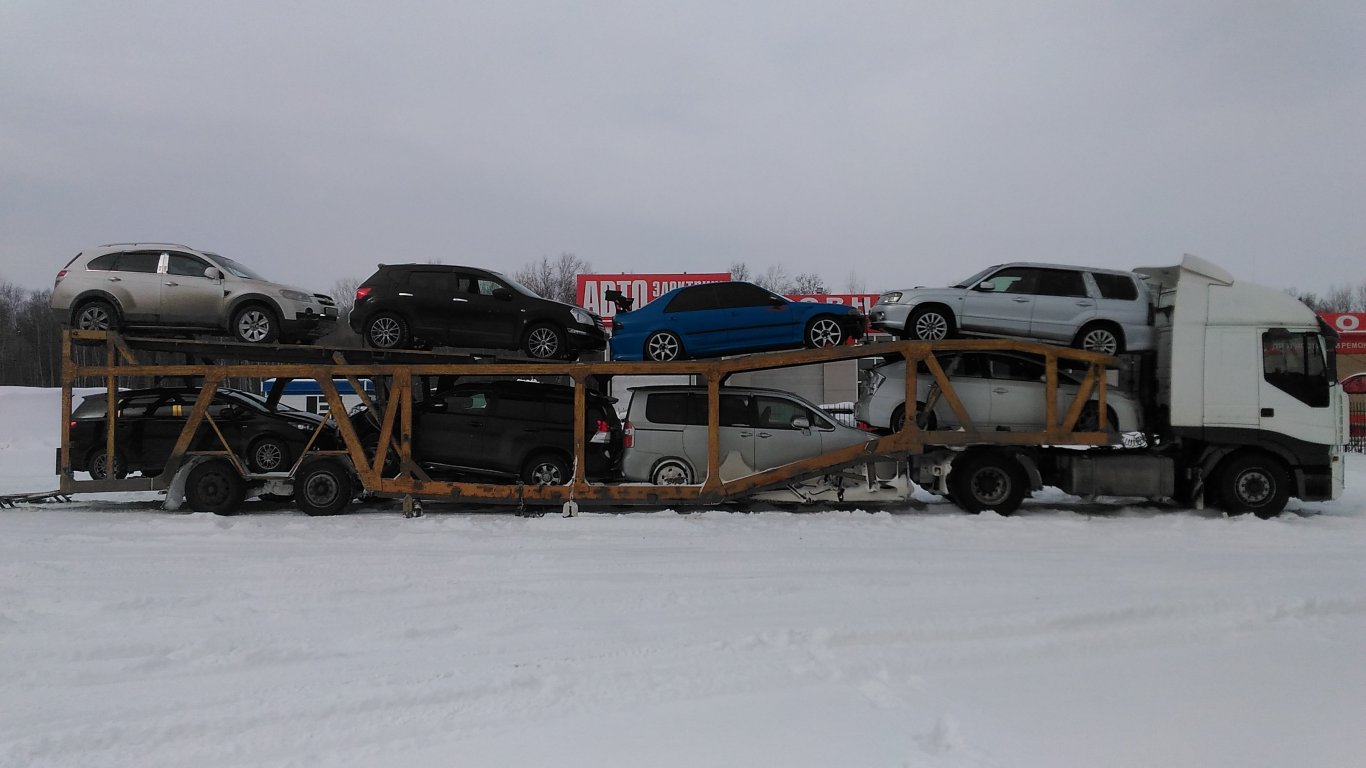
[57,330,1119,508]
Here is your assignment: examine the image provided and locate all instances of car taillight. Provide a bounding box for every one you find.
[590,418,612,444]
[611,318,623,332]
[355,286,372,302]
[55,269,67,284]
[622,419,634,448]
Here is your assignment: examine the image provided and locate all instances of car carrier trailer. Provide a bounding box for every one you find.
[41,256,1347,519]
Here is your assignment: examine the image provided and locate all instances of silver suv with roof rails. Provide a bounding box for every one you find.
[868,262,1154,354]
[51,243,337,344]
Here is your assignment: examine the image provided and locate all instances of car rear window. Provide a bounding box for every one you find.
[114,252,160,273]
[86,253,119,270]
[1091,273,1139,301]
[644,392,706,425]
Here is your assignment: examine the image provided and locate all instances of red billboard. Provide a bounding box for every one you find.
[787,293,883,315]
[576,273,731,318]
[1319,313,1366,354]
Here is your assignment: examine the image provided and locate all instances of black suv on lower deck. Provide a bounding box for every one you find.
[351,379,624,484]
[71,387,339,479]
[349,264,607,359]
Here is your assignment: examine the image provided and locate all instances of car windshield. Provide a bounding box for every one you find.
[952,265,1001,289]
[493,271,542,299]
[208,254,268,281]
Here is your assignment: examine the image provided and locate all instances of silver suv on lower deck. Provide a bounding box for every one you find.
[51,244,337,344]
[622,385,875,485]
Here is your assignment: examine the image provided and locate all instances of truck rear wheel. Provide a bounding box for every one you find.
[949,450,1027,515]
[294,460,353,516]
[1218,453,1289,519]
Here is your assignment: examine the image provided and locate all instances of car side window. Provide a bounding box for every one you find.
[146,395,191,418]
[113,251,161,274]
[979,267,1036,294]
[408,270,456,293]
[714,282,777,309]
[1092,273,1140,301]
[86,253,119,270]
[1034,269,1088,298]
[166,253,211,278]
[755,396,812,430]
[719,394,752,427]
[988,356,1045,381]
[663,285,719,313]
[472,278,503,296]
[447,391,493,414]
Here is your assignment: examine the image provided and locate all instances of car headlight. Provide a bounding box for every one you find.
[879,291,903,304]
[280,289,313,302]
[570,307,594,325]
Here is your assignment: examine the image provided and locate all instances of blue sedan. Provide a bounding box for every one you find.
[609,281,866,361]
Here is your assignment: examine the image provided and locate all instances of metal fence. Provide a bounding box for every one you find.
[1350,396,1366,453]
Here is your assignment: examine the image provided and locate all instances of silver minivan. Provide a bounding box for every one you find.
[622,385,875,484]
[868,262,1154,354]
[51,243,337,344]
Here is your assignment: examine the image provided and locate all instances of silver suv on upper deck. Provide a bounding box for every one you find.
[867,262,1154,354]
[51,244,337,344]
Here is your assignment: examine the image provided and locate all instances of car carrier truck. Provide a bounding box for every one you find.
[912,254,1348,517]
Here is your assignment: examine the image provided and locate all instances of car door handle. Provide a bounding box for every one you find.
[451,297,468,302]
[467,421,484,428]
[757,432,772,438]
[1012,297,1029,303]
[739,431,753,437]
[398,292,413,297]
[107,276,121,282]
[1075,301,1093,306]
[992,387,1009,394]
[164,281,178,286]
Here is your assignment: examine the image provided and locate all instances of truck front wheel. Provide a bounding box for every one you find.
[1218,453,1290,519]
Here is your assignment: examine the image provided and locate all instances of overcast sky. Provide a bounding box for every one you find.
[2,1,1363,298]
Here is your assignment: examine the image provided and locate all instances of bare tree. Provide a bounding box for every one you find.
[791,272,826,294]
[754,264,791,293]
[515,253,591,305]
[1323,284,1357,312]
[845,270,866,294]
[728,261,751,282]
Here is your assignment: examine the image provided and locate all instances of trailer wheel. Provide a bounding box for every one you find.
[186,459,246,516]
[949,451,1027,515]
[294,460,353,516]
[522,452,570,485]
[1218,453,1289,519]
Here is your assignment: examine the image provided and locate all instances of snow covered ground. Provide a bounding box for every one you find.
[2,385,1364,767]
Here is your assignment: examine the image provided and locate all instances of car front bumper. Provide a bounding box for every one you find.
[867,303,911,335]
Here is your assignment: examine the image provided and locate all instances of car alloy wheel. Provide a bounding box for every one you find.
[651,459,692,485]
[910,308,952,341]
[233,305,278,344]
[523,453,569,485]
[525,324,563,359]
[249,437,291,473]
[645,331,682,361]
[806,318,844,348]
[75,301,115,331]
[366,314,407,349]
[89,448,126,480]
[1078,326,1120,355]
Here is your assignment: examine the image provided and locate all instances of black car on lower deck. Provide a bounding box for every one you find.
[349,264,608,359]
[351,379,624,484]
[72,387,339,479]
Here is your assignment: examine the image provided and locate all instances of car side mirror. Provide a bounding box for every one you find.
[791,416,810,430]
[492,288,513,301]
[205,267,223,281]
[976,281,994,291]
[769,297,786,306]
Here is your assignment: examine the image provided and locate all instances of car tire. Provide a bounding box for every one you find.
[185,459,246,516]
[1075,323,1123,355]
[364,313,410,349]
[247,435,292,473]
[73,299,119,334]
[294,459,353,516]
[645,331,684,361]
[804,316,844,348]
[523,323,565,359]
[1218,453,1290,519]
[651,459,693,485]
[87,446,127,480]
[891,402,936,433]
[1076,403,1119,433]
[522,452,570,485]
[907,306,956,342]
[948,450,1027,515]
[231,303,280,344]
